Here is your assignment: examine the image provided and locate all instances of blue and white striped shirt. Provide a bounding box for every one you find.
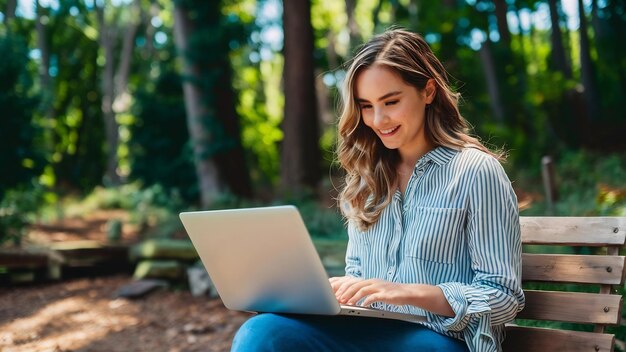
[344,146,525,352]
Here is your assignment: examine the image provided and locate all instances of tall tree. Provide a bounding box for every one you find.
[578,0,600,122]
[173,2,221,207]
[5,0,16,23]
[173,0,252,206]
[479,40,505,123]
[493,0,511,47]
[344,0,360,50]
[547,0,572,78]
[607,0,626,93]
[96,0,141,185]
[35,1,54,151]
[281,0,321,194]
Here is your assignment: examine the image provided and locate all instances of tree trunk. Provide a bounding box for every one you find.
[372,0,385,31]
[96,0,141,185]
[590,0,603,40]
[97,4,121,185]
[173,3,221,207]
[578,0,600,122]
[344,0,360,50]
[479,40,505,124]
[408,0,418,30]
[607,0,626,97]
[35,3,50,106]
[113,0,140,114]
[547,0,572,78]
[212,56,253,198]
[35,1,55,146]
[493,0,511,47]
[512,5,528,70]
[5,0,16,22]
[281,0,321,194]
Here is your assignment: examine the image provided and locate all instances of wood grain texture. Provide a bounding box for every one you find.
[503,325,615,352]
[517,290,622,324]
[522,253,626,284]
[520,217,626,246]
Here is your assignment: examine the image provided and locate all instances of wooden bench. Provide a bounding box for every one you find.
[503,217,626,352]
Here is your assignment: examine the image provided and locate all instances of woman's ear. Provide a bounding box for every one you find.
[424,79,436,104]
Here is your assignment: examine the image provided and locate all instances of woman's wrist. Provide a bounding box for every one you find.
[404,283,455,317]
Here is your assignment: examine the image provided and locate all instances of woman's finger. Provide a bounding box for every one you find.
[339,279,377,303]
[333,277,361,297]
[360,292,383,307]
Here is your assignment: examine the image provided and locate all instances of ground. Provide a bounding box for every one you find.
[0,210,252,352]
[0,275,251,352]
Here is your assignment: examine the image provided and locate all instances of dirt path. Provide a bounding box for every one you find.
[0,276,251,352]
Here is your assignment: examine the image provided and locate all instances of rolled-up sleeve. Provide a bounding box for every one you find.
[431,157,525,352]
[344,225,363,278]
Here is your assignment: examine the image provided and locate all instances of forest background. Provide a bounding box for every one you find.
[0,0,625,349]
[0,0,625,244]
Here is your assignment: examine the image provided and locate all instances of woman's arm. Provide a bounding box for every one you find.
[330,277,454,317]
[432,156,525,330]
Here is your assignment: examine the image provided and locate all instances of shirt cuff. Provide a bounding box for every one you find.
[435,282,498,352]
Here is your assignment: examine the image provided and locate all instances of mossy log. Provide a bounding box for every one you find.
[130,239,198,261]
[133,260,184,279]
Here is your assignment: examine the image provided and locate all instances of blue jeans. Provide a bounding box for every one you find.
[231,313,469,352]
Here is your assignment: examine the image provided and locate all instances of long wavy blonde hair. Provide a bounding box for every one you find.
[337,29,502,231]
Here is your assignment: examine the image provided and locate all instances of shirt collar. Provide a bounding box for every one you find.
[421,146,458,166]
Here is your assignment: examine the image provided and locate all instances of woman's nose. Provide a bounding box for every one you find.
[373,108,387,127]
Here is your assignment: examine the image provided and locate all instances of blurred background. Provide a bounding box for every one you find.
[0,0,625,350]
[1,0,625,240]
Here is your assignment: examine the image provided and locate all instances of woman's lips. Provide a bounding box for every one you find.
[379,126,400,136]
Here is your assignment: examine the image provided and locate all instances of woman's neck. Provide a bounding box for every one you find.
[398,140,435,172]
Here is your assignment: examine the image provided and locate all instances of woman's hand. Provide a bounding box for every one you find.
[328,276,455,317]
[329,276,363,302]
[329,276,417,307]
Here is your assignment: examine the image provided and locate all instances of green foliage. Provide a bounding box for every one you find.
[63,182,185,230]
[555,151,626,216]
[519,151,626,216]
[1,0,624,235]
[273,192,347,239]
[176,0,249,158]
[130,69,198,201]
[234,55,284,187]
[297,202,347,239]
[0,33,42,194]
[0,185,45,246]
[36,3,105,191]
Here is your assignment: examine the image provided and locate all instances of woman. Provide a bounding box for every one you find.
[233,28,524,352]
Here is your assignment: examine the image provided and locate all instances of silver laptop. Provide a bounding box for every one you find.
[179,205,426,323]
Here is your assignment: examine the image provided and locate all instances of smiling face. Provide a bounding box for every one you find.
[355,64,435,163]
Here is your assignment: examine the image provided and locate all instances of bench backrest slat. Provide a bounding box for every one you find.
[521,217,626,246]
[505,216,626,352]
[503,325,615,352]
[522,253,626,285]
[516,290,623,324]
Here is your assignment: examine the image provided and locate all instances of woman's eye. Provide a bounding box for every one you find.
[360,104,372,110]
[385,100,398,106]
